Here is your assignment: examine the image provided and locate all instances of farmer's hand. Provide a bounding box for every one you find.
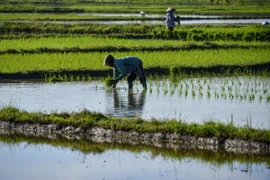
[112,79,119,88]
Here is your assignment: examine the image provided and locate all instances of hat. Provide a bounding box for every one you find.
[104,54,114,66]
[166,7,176,13]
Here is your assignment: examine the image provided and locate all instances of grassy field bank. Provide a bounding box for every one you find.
[0,106,269,144]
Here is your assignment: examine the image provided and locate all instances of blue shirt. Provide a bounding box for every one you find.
[165,12,175,28]
[113,56,141,80]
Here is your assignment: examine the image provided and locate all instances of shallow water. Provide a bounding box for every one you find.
[14,18,266,25]
[3,13,268,25]
[0,136,269,180]
[0,76,269,129]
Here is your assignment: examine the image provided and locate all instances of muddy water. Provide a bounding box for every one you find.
[0,136,269,180]
[1,76,269,129]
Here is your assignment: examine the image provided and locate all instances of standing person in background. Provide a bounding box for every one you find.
[103,54,147,90]
[165,7,180,31]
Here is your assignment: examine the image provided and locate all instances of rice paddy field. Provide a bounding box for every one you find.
[0,1,270,180]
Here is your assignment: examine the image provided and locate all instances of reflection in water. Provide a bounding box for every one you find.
[0,135,269,180]
[105,89,146,118]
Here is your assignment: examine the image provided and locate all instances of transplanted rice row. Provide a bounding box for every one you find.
[112,76,270,103]
[0,48,269,74]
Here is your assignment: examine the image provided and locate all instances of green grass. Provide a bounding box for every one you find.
[0,106,269,143]
[1,36,269,52]
[0,0,269,15]
[0,48,269,73]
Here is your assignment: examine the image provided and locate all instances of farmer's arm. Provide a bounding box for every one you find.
[114,62,127,81]
[113,68,121,79]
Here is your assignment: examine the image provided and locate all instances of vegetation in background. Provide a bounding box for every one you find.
[0,0,269,15]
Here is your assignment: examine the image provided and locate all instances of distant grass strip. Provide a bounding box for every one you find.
[0,1,269,15]
[0,35,269,53]
[0,48,269,73]
[0,106,269,143]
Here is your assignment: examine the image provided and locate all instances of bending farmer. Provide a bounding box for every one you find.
[103,54,147,90]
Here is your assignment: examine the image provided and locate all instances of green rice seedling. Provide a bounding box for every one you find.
[184,89,188,98]
[149,87,153,94]
[207,91,211,99]
[235,93,240,100]
[229,93,234,100]
[221,86,225,92]
[170,89,175,96]
[266,95,270,102]
[258,95,263,102]
[76,75,81,81]
[199,91,203,99]
[197,84,202,91]
[192,90,196,98]
[156,82,160,88]
[81,75,86,82]
[87,76,92,81]
[178,88,183,97]
[48,74,63,83]
[44,73,48,81]
[63,74,68,81]
[104,77,114,87]
[163,87,168,95]
[70,74,74,81]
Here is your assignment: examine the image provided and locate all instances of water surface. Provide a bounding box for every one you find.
[0,136,269,180]
[0,76,269,129]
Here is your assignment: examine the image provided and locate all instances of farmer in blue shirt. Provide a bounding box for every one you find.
[103,54,147,90]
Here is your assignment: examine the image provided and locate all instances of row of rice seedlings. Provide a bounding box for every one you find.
[145,76,270,103]
[44,73,93,82]
[2,33,270,53]
[1,48,270,74]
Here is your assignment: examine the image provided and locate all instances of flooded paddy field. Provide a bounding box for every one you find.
[0,134,270,180]
[1,76,269,129]
[2,13,268,25]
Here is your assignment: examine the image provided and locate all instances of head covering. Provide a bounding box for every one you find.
[103,54,114,66]
[166,7,176,13]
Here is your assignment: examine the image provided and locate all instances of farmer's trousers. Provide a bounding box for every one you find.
[127,61,147,90]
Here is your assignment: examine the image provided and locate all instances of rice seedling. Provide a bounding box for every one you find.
[266,95,270,102]
[104,77,114,87]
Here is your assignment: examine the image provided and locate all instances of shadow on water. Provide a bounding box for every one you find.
[105,89,146,118]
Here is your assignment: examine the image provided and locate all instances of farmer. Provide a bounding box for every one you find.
[165,7,180,31]
[103,54,147,90]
